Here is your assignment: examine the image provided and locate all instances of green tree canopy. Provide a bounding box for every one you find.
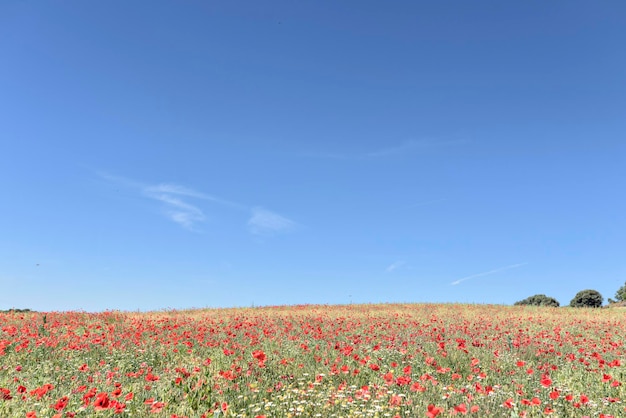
[614,282,626,302]
[570,289,603,308]
[514,294,560,307]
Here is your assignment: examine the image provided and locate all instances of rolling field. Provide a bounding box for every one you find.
[1,304,625,417]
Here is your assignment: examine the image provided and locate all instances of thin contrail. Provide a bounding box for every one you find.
[450,262,528,286]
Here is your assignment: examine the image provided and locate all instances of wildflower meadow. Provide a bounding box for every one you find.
[1,304,625,417]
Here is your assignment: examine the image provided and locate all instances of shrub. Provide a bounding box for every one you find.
[514,294,560,307]
[570,289,603,308]
[614,282,626,302]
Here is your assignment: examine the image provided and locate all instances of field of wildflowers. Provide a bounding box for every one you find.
[1,303,625,417]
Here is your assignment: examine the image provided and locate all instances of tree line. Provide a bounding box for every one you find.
[514,282,626,308]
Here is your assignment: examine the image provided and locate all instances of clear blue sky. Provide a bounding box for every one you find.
[1,1,624,312]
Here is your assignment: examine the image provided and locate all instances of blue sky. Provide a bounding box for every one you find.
[1,1,624,311]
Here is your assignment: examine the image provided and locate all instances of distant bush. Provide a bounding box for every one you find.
[613,282,626,303]
[514,294,560,307]
[570,290,603,308]
[0,308,33,313]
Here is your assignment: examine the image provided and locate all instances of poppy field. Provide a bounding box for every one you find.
[1,304,625,417]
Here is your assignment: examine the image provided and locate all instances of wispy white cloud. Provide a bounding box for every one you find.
[98,172,296,234]
[141,183,244,231]
[144,183,245,209]
[248,207,296,235]
[144,192,206,230]
[386,260,406,273]
[450,262,528,286]
[98,174,219,230]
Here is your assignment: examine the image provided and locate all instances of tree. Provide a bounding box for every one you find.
[614,282,626,303]
[514,294,560,307]
[569,289,603,308]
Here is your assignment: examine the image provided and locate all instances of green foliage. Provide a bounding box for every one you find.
[614,282,626,302]
[514,294,560,307]
[570,289,603,308]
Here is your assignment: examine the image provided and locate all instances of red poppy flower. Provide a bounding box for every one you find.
[0,388,11,400]
[426,404,443,418]
[94,392,111,410]
[53,396,69,411]
[252,350,267,362]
